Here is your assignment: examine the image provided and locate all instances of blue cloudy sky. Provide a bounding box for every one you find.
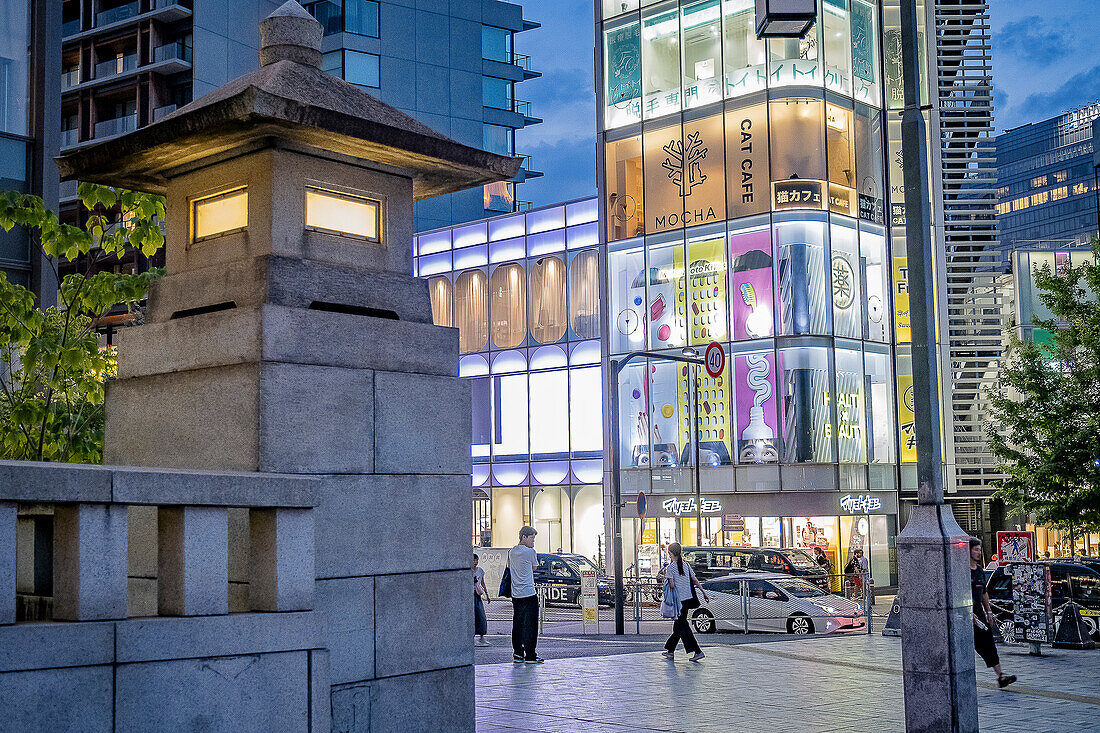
[514,0,1100,207]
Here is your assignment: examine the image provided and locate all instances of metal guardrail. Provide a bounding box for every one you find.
[487,573,886,637]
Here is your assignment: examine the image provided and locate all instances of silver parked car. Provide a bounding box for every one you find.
[689,571,866,635]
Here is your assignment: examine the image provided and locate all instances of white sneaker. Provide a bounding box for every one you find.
[661,651,675,659]
[690,652,705,662]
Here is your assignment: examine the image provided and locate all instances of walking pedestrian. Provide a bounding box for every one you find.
[661,542,709,662]
[813,546,832,573]
[474,553,489,645]
[970,537,1016,688]
[510,526,543,664]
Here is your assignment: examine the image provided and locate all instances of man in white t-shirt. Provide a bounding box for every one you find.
[509,526,542,664]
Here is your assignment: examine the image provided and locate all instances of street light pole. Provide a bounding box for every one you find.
[897,0,979,729]
[609,348,705,635]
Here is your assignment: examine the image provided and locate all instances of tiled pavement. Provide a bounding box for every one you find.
[476,634,1100,732]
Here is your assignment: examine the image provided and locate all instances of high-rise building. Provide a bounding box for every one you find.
[56,0,540,243]
[303,0,542,231]
[995,105,1100,261]
[2,0,60,301]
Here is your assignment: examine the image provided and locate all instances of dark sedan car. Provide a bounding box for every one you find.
[534,553,614,608]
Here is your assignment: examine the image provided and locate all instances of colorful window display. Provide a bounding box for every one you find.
[733,345,778,463]
[778,344,835,463]
[681,230,729,345]
[604,18,642,127]
[646,237,687,350]
[728,220,775,340]
[608,238,646,354]
[830,219,862,339]
[834,345,867,463]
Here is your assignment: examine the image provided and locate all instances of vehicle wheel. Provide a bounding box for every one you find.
[998,618,1017,645]
[691,608,716,634]
[787,615,814,635]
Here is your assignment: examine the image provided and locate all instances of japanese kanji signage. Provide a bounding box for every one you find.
[772,179,825,211]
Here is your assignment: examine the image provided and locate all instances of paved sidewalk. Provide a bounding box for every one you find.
[476,634,1100,732]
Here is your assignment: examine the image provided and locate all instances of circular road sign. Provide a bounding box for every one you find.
[637,492,647,521]
[704,342,725,378]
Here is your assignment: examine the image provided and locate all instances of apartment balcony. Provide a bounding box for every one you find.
[59,180,79,202]
[512,99,541,125]
[93,113,137,140]
[152,103,177,121]
[512,53,541,81]
[60,128,80,149]
[95,1,140,27]
[61,68,82,90]
[151,42,193,73]
[64,0,192,42]
[515,154,543,182]
[94,53,138,82]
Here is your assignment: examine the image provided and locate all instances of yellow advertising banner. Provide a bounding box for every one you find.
[897,373,917,462]
[893,256,910,343]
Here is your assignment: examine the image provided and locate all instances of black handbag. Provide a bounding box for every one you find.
[499,565,512,598]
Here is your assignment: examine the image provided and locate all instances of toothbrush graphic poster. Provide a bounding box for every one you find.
[734,351,778,463]
[729,229,774,340]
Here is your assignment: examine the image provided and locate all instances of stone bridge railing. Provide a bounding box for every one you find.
[0,460,328,731]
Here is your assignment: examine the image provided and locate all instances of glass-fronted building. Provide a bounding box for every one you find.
[414,199,607,560]
[995,105,1100,266]
[596,0,901,585]
[306,0,543,232]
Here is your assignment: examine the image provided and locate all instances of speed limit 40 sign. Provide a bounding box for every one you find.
[704,342,725,378]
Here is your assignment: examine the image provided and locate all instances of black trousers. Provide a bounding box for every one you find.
[974,618,999,668]
[665,596,702,654]
[512,595,539,659]
[474,594,487,636]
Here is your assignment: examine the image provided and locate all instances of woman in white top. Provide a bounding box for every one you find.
[662,542,709,662]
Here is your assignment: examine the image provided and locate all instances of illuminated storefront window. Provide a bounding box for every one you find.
[428,275,453,328]
[569,250,601,339]
[680,0,723,110]
[641,4,682,120]
[605,135,644,241]
[455,269,489,353]
[778,344,835,463]
[529,255,567,344]
[490,263,527,349]
[723,0,767,98]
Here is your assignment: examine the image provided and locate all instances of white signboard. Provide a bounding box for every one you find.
[581,570,598,622]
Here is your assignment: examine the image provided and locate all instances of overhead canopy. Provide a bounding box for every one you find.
[56,1,521,200]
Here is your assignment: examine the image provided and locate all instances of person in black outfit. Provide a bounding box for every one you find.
[970,537,1016,688]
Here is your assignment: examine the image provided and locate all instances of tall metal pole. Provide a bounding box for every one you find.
[609,358,626,635]
[897,0,979,729]
[692,363,703,546]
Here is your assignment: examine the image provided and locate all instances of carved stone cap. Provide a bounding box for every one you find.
[259,1,322,68]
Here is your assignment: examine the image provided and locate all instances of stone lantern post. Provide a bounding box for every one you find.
[57,3,519,730]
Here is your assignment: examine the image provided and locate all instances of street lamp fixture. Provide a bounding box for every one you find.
[755,0,817,39]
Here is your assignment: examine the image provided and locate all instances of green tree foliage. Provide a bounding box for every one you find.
[0,184,165,462]
[987,241,1100,529]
